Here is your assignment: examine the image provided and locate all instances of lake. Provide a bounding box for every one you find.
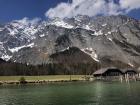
[0,81,140,105]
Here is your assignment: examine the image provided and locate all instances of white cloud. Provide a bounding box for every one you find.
[29,18,41,25]
[14,17,41,25]
[46,0,107,18]
[120,0,140,13]
[107,1,122,15]
[45,0,140,19]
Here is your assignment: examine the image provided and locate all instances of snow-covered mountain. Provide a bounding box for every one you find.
[0,15,140,68]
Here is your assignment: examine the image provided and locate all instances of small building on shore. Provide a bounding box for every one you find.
[93,67,123,80]
[137,67,140,78]
[123,69,137,76]
[123,69,137,81]
[93,67,138,81]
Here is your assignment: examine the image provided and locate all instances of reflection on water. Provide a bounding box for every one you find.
[0,81,140,105]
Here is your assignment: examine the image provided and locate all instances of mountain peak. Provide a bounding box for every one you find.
[0,15,140,69]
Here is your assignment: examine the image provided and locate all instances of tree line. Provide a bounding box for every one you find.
[0,62,100,76]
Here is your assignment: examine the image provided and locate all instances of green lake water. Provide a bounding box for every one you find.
[0,81,140,105]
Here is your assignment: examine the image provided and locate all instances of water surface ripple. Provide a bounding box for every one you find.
[0,81,140,105]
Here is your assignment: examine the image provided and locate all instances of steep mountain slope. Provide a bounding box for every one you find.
[0,15,140,69]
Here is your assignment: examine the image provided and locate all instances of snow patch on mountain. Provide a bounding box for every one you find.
[8,43,35,53]
[81,48,99,62]
[102,24,107,27]
[48,19,74,29]
[108,31,112,34]
[1,55,12,61]
[128,62,134,67]
[6,27,18,36]
[60,47,70,52]
[91,30,103,36]
[84,25,92,31]
[39,34,45,38]
[5,20,38,40]
[108,38,113,41]
[23,26,38,37]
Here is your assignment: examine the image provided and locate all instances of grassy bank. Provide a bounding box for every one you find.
[0,75,89,83]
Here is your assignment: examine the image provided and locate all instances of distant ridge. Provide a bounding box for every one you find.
[0,15,140,70]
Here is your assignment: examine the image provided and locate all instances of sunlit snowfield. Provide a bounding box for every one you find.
[0,81,140,105]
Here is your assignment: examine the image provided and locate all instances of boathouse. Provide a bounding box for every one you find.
[93,67,138,81]
[123,69,137,76]
[137,67,140,78]
[93,67,123,80]
[123,69,137,81]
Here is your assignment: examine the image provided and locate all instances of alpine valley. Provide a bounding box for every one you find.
[0,15,140,75]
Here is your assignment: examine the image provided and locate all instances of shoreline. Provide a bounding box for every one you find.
[0,75,92,85]
[0,80,89,85]
[0,79,90,85]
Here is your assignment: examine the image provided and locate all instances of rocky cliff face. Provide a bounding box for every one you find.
[0,15,140,68]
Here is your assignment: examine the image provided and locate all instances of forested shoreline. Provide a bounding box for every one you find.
[0,61,99,76]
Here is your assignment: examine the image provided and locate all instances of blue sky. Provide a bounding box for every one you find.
[0,0,140,23]
[0,0,68,23]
